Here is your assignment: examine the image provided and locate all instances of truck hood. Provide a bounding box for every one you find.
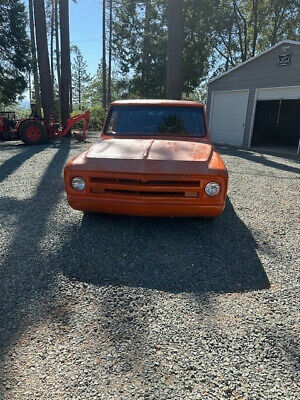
[72,138,215,175]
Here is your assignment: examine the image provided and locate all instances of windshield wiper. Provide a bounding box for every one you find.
[106,130,117,135]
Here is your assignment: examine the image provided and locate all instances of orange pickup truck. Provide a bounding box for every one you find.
[64,100,228,217]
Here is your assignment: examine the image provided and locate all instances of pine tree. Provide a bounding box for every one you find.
[28,0,42,116]
[113,0,167,98]
[60,0,71,124]
[166,0,184,99]
[33,0,54,122]
[50,0,55,82]
[0,0,31,106]
[54,0,61,97]
[72,47,90,108]
[107,0,113,105]
[112,0,212,98]
[102,0,107,109]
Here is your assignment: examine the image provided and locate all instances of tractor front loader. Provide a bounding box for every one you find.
[0,110,90,145]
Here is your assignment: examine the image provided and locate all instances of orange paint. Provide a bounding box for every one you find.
[64,100,228,217]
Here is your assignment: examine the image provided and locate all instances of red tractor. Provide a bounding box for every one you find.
[0,110,90,145]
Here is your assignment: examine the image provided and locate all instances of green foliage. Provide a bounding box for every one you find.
[9,106,31,120]
[111,0,300,99]
[209,0,300,74]
[112,0,213,98]
[82,65,122,108]
[0,0,30,106]
[113,0,167,98]
[183,0,213,93]
[72,46,91,107]
[72,105,106,131]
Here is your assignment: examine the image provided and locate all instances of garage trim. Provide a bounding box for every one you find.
[248,86,300,147]
[257,85,300,100]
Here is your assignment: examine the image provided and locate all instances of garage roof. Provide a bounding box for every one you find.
[209,40,300,84]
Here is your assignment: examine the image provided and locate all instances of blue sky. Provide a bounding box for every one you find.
[22,0,104,104]
[24,0,103,76]
[69,0,103,76]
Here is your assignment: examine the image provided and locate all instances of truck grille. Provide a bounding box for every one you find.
[89,175,200,198]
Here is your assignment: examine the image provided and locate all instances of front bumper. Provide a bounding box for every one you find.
[67,196,226,217]
[65,170,228,217]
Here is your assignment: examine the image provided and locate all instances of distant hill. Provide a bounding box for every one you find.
[19,99,30,109]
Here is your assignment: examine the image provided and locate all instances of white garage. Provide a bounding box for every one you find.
[206,40,300,155]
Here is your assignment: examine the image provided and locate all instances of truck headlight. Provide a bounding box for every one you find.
[205,182,220,197]
[71,176,86,191]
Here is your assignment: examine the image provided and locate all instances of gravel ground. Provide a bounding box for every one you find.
[0,134,299,400]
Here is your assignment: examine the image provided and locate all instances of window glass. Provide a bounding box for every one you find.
[105,106,206,137]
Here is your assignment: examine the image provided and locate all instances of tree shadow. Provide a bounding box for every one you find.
[216,146,300,174]
[0,141,71,361]
[61,199,270,294]
[57,198,270,374]
[0,145,47,183]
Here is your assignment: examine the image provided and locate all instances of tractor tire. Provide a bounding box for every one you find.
[18,120,48,145]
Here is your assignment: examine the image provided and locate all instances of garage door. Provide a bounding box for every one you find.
[209,90,249,146]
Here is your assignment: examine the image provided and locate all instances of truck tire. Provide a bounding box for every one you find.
[19,120,48,145]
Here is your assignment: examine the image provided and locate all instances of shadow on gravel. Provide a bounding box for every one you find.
[0,141,70,363]
[62,198,270,294]
[0,139,269,384]
[217,146,300,174]
[0,145,47,183]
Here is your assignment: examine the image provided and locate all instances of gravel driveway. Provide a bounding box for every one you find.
[0,135,299,399]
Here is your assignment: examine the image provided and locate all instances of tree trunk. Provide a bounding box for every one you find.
[50,0,55,83]
[70,79,73,113]
[55,0,61,100]
[70,58,73,114]
[166,0,184,99]
[28,0,41,117]
[29,72,31,102]
[60,0,71,125]
[78,71,81,106]
[251,0,258,57]
[33,0,54,123]
[142,0,151,97]
[102,0,107,109]
[107,0,113,105]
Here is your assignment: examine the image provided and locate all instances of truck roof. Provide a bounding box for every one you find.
[110,99,204,107]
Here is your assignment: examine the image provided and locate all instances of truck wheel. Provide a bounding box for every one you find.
[19,120,47,145]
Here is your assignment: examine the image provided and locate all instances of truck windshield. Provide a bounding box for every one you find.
[104,105,207,137]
